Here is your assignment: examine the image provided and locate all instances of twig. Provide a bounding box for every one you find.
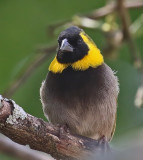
[117,0,142,69]
[87,1,143,19]
[0,96,104,160]
[3,45,57,98]
[0,135,54,160]
[48,1,143,37]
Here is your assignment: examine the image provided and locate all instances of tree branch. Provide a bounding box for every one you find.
[117,0,142,69]
[0,96,103,160]
[87,1,143,19]
[47,1,143,36]
[0,135,54,160]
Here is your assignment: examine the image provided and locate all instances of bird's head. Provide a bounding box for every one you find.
[49,26,104,73]
[57,26,88,64]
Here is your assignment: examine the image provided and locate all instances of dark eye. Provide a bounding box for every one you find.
[78,39,82,43]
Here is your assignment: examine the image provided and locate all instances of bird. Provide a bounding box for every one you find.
[40,26,119,142]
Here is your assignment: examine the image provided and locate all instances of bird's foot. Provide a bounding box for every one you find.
[57,124,70,138]
[98,136,111,154]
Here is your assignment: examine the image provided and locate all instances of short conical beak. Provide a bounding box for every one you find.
[60,39,73,52]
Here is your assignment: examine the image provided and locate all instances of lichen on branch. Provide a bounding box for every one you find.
[0,95,104,160]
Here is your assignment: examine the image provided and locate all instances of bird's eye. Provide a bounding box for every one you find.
[78,38,82,43]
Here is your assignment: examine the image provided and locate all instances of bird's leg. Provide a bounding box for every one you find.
[57,123,70,138]
[98,136,111,154]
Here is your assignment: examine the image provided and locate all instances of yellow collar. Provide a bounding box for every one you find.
[49,32,104,73]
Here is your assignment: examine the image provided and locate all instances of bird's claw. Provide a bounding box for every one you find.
[98,136,111,153]
[57,124,70,137]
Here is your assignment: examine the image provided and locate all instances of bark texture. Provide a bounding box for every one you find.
[0,96,104,160]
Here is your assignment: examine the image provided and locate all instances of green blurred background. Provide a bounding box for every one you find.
[0,0,143,159]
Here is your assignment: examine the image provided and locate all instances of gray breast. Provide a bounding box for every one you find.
[40,63,119,140]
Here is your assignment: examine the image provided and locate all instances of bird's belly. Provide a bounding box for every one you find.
[43,95,116,141]
[41,65,118,140]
